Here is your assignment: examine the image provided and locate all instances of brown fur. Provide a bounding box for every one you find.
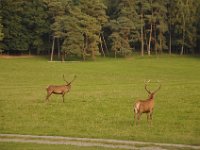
[134,83,161,125]
[46,75,76,102]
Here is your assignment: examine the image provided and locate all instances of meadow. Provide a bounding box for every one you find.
[0,55,200,147]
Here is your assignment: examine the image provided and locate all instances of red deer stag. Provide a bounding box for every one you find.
[46,75,76,102]
[133,80,161,125]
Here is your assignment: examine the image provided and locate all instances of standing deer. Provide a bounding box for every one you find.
[46,75,76,102]
[133,80,161,125]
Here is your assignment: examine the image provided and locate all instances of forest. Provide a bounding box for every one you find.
[0,0,200,60]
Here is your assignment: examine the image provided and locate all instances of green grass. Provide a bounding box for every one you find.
[0,56,200,145]
[0,142,117,150]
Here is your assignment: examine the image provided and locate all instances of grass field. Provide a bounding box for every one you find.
[0,142,115,150]
[0,55,200,146]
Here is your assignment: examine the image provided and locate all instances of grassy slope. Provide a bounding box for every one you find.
[0,56,200,145]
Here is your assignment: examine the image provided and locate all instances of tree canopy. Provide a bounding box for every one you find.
[0,0,200,60]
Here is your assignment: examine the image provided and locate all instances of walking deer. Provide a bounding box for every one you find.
[133,80,161,125]
[46,75,76,102]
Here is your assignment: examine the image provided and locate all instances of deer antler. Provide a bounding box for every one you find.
[63,74,69,84]
[69,75,77,84]
[153,80,161,94]
[144,80,151,94]
[46,75,76,102]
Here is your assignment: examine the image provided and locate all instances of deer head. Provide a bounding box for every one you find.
[145,80,161,99]
[46,75,77,102]
[63,75,77,85]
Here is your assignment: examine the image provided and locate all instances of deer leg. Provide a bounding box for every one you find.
[46,92,52,101]
[150,112,153,124]
[148,111,153,126]
[147,113,150,123]
[137,113,141,125]
[134,106,139,125]
[150,111,153,119]
[62,93,65,102]
[134,112,137,125]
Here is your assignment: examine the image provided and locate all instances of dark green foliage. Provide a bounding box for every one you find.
[0,16,3,52]
[196,1,200,54]
[166,0,198,55]
[106,0,138,57]
[0,0,200,58]
[46,0,107,60]
[1,0,50,54]
[173,0,197,55]
[0,16,3,41]
[0,13,3,53]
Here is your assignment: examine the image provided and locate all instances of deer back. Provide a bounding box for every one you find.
[47,84,69,94]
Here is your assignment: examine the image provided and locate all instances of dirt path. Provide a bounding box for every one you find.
[0,134,199,150]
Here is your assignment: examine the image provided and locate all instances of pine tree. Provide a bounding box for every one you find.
[0,16,4,52]
[47,0,108,60]
[0,17,3,41]
[0,1,3,43]
[166,0,176,54]
[171,0,197,55]
[1,0,28,52]
[46,0,81,60]
[152,0,168,54]
[1,0,50,54]
[135,0,150,56]
[79,0,108,60]
[22,0,50,54]
[196,1,200,54]
[60,5,86,60]
[184,0,198,54]
[107,0,138,57]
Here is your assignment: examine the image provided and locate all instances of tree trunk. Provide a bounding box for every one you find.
[82,33,87,61]
[180,13,186,55]
[180,42,184,55]
[57,38,60,59]
[141,11,144,56]
[180,26,185,55]
[154,23,158,55]
[92,49,95,60]
[101,32,109,55]
[82,48,86,61]
[61,51,65,62]
[159,34,162,54]
[51,37,55,61]
[169,31,172,55]
[99,34,105,57]
[29,48,31,55]
[169,15,172,55]
[148,23,153,56]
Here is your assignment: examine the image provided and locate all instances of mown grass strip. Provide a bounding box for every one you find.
[0,134,200,150]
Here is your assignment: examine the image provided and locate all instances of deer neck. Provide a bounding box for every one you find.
[148,94,154,101]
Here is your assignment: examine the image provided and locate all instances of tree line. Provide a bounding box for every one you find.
[0,0,200,60]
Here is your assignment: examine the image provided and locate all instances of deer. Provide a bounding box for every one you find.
[46,75,77,102]
[133,80,161,125]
